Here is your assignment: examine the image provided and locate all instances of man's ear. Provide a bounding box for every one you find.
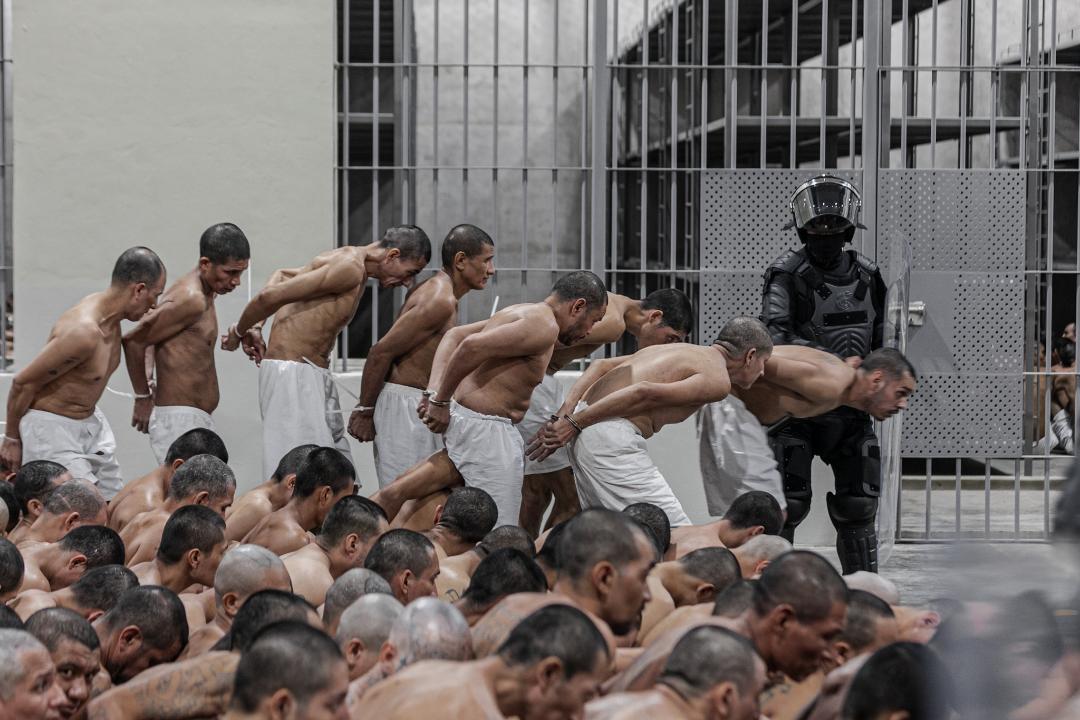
[570,298,587,316]
[453,251,467,271]
[384,247,401,261]
[85,609,104,623]
[119,625,143,649]
[344,532,361,557]
[768,604,796,634]
[186,548,202,572]
[66,553,88,574]
[645,309,663,326]
[747,525,765,539]
[396,569,414,598]
[169,458,185,473]
[284,474,297,494]
[535,657,564,692]
[754,559,771,577]
[222,591,242,618]
[833,640,854,664]
[192,491,211,507]
[26,498,43,518]
[694,582,717,605]
[344,638,365,669]
[377,640,398,674]
[590,561,616,598]
[432,504,445,526]
[706,681,737,716]
[318,486,334,506]
[268,688,295,720]
[744,347,757,366]
[62,512,81,533]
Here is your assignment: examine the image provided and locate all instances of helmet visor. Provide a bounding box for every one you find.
[789,177,862,232]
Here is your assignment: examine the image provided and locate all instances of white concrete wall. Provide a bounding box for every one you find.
[11,0,335,494]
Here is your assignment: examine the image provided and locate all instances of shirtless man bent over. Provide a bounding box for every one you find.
[1,248,166,498]
[347,224,495,488]
[370,271,609,526]
[698,345,914,516]
[518,288,693,536]
[701,345,915,572]
[532,317,773,527]
[123,223,250,463]
[222,226,431,478]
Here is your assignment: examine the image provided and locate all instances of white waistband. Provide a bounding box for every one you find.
[23,408,99,427]
[152,405,213,420]
[451,401,513,425]
[382,382,426,398]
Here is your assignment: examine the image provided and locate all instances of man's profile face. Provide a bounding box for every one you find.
[48,638,100,720]
[636,321,686,349]
[0,646,64,720]
[601,534,655,636]
[866,372,915,421]
[725,657,767,720]
[524,660,604,720]
[559,303,607,347]
[379,254,427,289]
[129,275,167,321]
[407,555,440,602]
[191,539,228,587]
[203,258,249,295]
[206,490,235,518]
[732,349,770,390]
[773,601,847,681]
[296,660,350,720]
[459,246,496,290]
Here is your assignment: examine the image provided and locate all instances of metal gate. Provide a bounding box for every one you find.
[335,0,1080,542]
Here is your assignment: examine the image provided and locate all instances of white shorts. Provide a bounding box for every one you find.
[259,359,353,481]
[373,383,444,488]
[516,373,571,475]
[148,406,215,465]
[567,402,691,527]
[20,408,124,499]
[697,396,787,516]
[444,402,525,527]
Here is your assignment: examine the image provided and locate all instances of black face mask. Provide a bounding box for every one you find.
[798,227,855,269]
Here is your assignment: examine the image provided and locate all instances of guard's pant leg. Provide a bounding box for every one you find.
[826,423,881,574]
[772,427,813,543]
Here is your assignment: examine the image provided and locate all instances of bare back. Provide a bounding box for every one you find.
[387,273,459,389]
[241,507,312,556]
[266,247,369,366]
[120,508,170,565]
[547,293,632,372]
[32,296,121,419]
[223,485,277,542]
[736,345,855,424]
[281,544,333,606]
[107,468,167,532]
[583,344,729,437]
[153,272,220,412]
[454,303,558,422]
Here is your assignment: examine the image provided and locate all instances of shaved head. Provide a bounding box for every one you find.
[386,598,473,668]
[214,545,292,613]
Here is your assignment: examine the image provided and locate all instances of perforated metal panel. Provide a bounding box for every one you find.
[878,170,1026,456]
[699,170,862,344]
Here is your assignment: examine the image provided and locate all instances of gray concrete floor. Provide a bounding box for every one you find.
[803,480,1077,607]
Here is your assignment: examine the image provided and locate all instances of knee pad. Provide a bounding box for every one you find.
[784,496,811,530]
[825,491,878,528]
[832,434,881,498]
[773,435,813,498]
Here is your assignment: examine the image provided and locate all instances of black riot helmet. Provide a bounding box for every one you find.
[785,175,866,269]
